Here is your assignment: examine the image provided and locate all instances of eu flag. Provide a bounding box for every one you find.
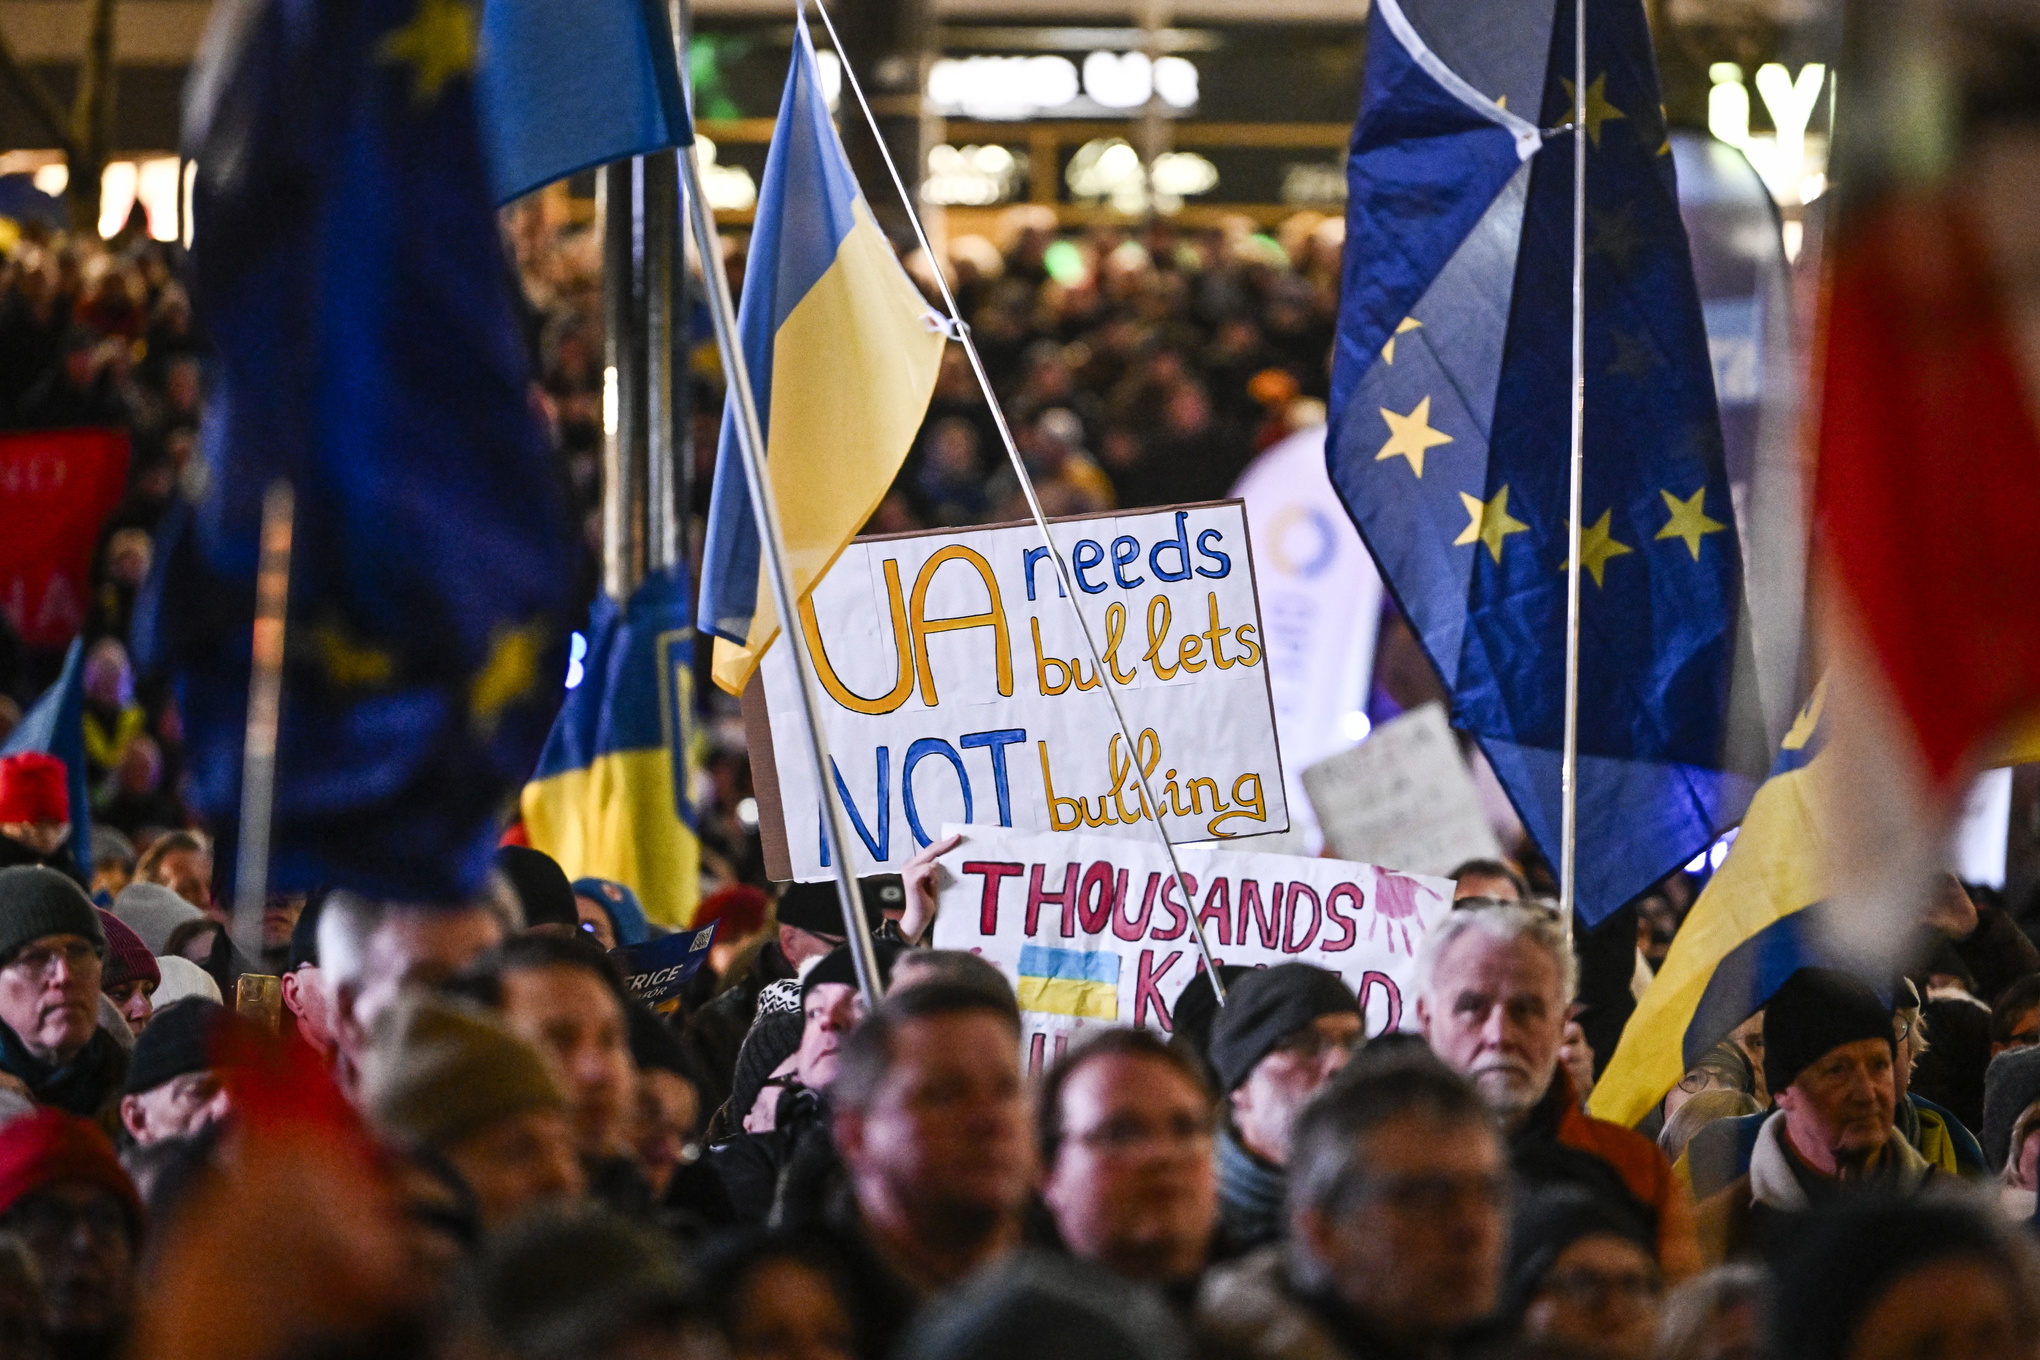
[136,0,578,902]
[475,0,692,206]
[1326,0,1765,924]
[520,567,702,929]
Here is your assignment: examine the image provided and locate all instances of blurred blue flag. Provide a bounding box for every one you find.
[1325,0,1766,924]
[1,637,89,881]
[475,0,692,205]
[136,0,578,902]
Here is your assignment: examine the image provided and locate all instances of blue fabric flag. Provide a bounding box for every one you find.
[1,637,90,879]
[521,566,702,929]
[1326,0,1765,924]
[135,0,578,902]
[476,0,692,205]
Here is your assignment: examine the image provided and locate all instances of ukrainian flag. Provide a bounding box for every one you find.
[695,15,946,697]
[1016,946,1122,1021]
[521,567,700,928]
[1589,684,1831,1128]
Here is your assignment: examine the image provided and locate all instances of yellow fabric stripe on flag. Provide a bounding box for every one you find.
[1016,976,1121,1021]
[520,744,701,928]
[1587,753,1830,1129]
[711,196,946,696]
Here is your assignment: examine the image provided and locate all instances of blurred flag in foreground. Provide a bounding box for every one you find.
[696,16,946,696]
[521,568,701,928]
[475,0,691,205]
[0,636,90,879]
[1324,0,1766,924]
[1812,1,2040,965]
[137,0,577,901]
[1590,687,1828,1127]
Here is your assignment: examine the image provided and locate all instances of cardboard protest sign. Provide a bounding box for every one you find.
[1301,703,1503,876]
[611,923,718,1015]
[931,825,1452,1068]
[748,502,1287,880]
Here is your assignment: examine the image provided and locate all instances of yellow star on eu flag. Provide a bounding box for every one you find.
[379,0,478,105]
[1376,395,1453,478]
[1455,486,1529,563]
[470,621,545,733]
[1558,509,1633,587]
[1655,487,1727,560]
[1561,73,1625,149]
[1381,316,1422,364]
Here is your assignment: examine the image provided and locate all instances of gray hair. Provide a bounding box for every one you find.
[1412,901,1577,1008]
[1285,1053,1497,1293]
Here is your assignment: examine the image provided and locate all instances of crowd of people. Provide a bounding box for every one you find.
[0,776,2038,1360]
[6,203,2040,1360]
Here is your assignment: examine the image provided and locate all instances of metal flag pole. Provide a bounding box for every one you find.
[675,144,887,1007]
[234,479,293,964]
[1558,0,1588,945]
[804,0,1228,1003]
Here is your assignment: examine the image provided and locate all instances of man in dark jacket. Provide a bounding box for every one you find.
[0,868,126,1124]
[1206,963,1361,1257]
[1695,967,1937,1264]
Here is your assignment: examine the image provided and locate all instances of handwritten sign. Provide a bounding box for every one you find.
[931,824,1452,1064]
[750,502,1287,880]
[1301,702,1503,877]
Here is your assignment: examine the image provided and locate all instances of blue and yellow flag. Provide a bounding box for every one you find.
[475,0,692,205]
[0,637,90,880]
[696,16,946,696]
[135,0,577,902]
[1016,945,1122,1020]
[1589,686,1829,1127]
[521,568,700,929]
[1326,0,1766,925]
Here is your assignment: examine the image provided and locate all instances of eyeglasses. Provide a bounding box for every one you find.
[1271,1028,1360,1066]
[1340,1170,1510,1218]
[3,939,97,981]
[2,1195,128,1245]
[1071,1111,1215,1156]
[1536,1267,1662,1308]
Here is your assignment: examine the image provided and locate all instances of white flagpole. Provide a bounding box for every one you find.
[234,479,293,965]
[803,0,1230,1004]
[676,144,888,1008]
[1559,0,1587,944]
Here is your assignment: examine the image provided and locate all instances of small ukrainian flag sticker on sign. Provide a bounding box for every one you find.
[1017,946,1121,1021]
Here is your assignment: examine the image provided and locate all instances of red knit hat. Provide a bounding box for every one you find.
[97,909,160,991]
[0,1110,141,1233]
[0,753,69,825]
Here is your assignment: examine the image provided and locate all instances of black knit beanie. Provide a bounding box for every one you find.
[1499,1183,1657,1324]
[0,866,105,964]
[1208,963,1360,1093]
[800,939,902,1000]
[125,998,226,1096]
[496,846,578,930]
[1762,967,1893,1095]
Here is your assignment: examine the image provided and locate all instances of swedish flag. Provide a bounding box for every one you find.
[522,568,701,928]
[1589,687,1828,1128]
[136,0,577,901]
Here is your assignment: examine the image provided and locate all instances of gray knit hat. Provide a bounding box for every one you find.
[1982,1043,2040,1172]
[0,867,104,964]
[111,881,204,954]
[361,996,566,1151]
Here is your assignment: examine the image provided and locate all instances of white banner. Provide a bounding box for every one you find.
[931,824,1452,1070]
[1302,702,1504,877]
[759,502,1287,880]
[1231,426,1384,853]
